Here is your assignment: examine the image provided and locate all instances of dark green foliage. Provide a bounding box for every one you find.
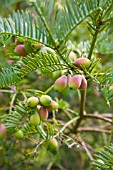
[93,144,113,169]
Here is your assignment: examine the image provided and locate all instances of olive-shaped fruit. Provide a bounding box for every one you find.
[46,138,59,152]
[27,96,39,107]
[14,44,28,56]
[30,113,40,126]
[74,57,91,68]
[40,95,52,106]
[69,75,82,90]
[14,130,24,139]
[54,75,67,92]
[0,124,7,139]
[79,76,87,90]
[46,100,59,110]
[39,106,48,121]
[50,70,62,79]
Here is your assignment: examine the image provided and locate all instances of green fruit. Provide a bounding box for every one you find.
[46,100,59,110]
[40,95,52,106]
[50,70,63,79]
[39,106,48,121]
[27,96,39,107]
[30,113,40,126]
[15,130,24,139]
[69,75,82,90]
[46,138,59,152]
[54,75,67,92]
[74,57,91,68]
[0,124,7,139]
[14,44,28,56]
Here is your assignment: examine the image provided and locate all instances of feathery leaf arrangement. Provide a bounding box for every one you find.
[93,144,113,169]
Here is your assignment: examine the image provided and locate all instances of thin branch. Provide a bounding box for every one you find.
[46,162,54,170]
[88,29,99,59]
[54,116,79,138]
[61,109,75,127]
[73,89,86,133]
[83,114,112,124]
[0,89,14,93]
[78,137,93,160]
[9,93,17,114]
[77,127,111,134]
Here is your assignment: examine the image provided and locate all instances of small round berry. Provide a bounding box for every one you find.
[40,95,52,106]
[30,113,40,126]
[46,100,59,110]
[79,76,87,90]
[39,106,48,121]
[27,96,39,108]
[69,75,82,90]
[74,57,91,68]
[54,75,67,92]
[14,130,24,139]
[14,44,28,56]
[45,138,59,152]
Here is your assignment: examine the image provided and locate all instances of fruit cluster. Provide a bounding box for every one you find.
[14,38,56,57]
[14,95,59,139]
[54,57,91,92]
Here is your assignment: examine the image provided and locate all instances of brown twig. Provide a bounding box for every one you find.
[77,127,111,134]
[78,137,93,160]
[61,109,75,127]
[83,113,112,124]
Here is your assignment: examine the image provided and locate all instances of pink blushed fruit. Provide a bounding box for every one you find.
[27,96,39,108]
[79,76,87,90]
[74,57,91,68]
[54,75,67,92]
[69,75,82,90]
[39,106,48,121]
[7,60,14,64]
[0,124,7,139]
[45,100,59,110]
[15,44,28,56]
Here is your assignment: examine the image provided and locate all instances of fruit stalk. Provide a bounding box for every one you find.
[73,89,86,133]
